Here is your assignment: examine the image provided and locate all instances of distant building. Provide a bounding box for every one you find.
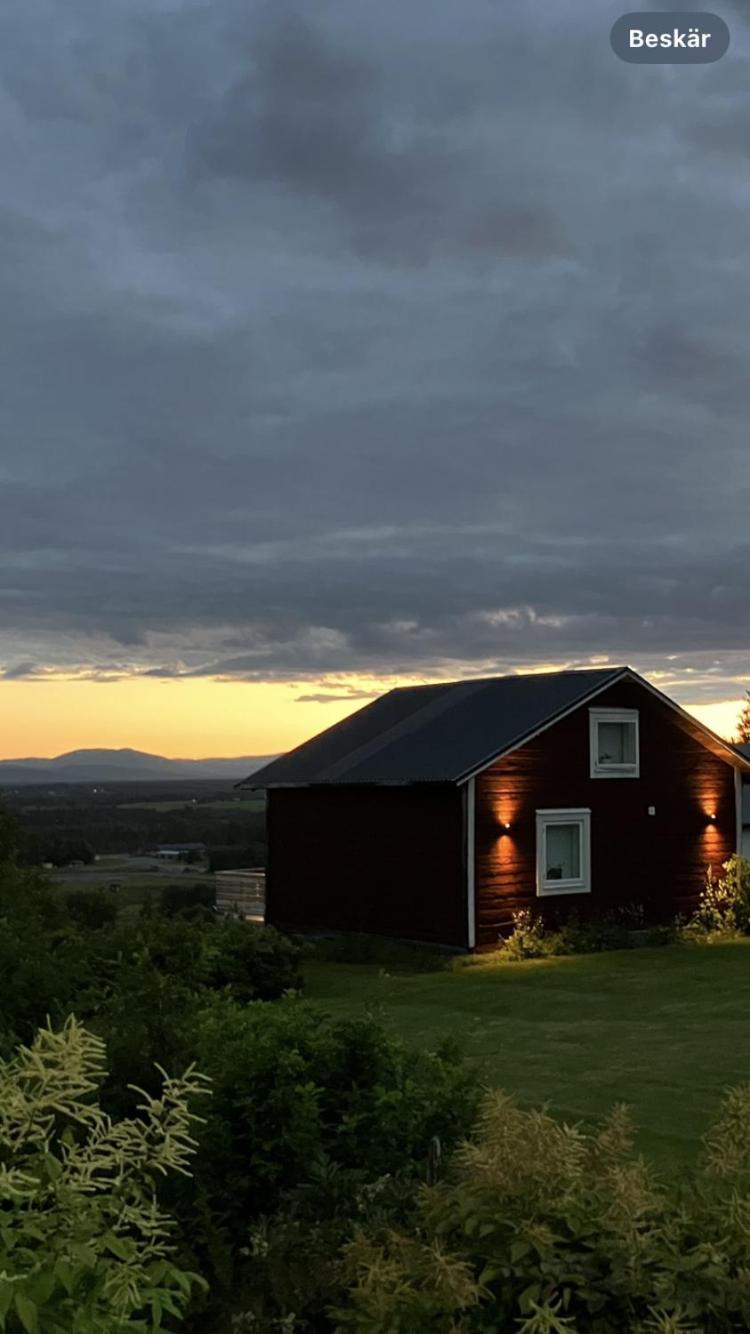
[150,842,207,862]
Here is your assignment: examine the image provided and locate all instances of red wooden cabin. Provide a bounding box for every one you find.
[243,667,748,950]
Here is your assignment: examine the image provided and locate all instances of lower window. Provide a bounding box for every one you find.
[536,808,591,896]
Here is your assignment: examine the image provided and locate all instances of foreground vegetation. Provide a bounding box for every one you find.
[6,819,750,1329]
[338,1085,750,1332]
[0,859,478,1331]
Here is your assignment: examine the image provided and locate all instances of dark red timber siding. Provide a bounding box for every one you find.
[266,783,468,948]
[474,679,738,948]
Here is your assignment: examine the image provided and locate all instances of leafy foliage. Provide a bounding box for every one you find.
[64,888,118,931]
[178,997,480,1328]
[496,909,553,960]
[493,907,652,962]
[736,691,750,745]
[0,864,98,1053]
[682,855,750,940]
[0,804,21,865]
[0,1016,208,1333]
[0,858,480,1329]
[159,882,216,919]
[336,1085,750,1332]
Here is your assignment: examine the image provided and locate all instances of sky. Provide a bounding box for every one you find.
[1,0,749,758]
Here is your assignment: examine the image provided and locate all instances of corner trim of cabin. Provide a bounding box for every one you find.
[466,776,476,949]
[735,767,743,857]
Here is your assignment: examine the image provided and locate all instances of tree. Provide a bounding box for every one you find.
[45,835,95,867]
[737,692,750,745]
[0,802,20,864]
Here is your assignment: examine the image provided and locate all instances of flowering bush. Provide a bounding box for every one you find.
[682,854,750,940]
[0,1016,208,1332]
[336,1084,750,1332]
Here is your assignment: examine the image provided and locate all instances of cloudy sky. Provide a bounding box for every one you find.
[1,0,749,757]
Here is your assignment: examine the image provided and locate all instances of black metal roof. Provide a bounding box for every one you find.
[244,666,630,788]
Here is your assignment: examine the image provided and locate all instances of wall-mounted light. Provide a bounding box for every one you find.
[707,812,717,823]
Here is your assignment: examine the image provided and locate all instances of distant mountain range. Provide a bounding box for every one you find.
[0,748,276,785]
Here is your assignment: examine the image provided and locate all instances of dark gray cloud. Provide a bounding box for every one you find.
[0,0,749,711]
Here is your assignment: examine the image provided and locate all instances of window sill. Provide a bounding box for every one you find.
[537,883,591,897]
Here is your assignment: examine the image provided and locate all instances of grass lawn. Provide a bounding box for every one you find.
[305,941,750,1166]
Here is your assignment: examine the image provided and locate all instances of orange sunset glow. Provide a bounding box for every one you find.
[0,675,742,759]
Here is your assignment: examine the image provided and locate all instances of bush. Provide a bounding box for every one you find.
[493,906,660,963]
[495,909,555,960]
[160,881,216,918]
[0,864,97,1054]
[0,1016,207,1333]
[95,963,200,1119]
[336,1085,750,1333]
[85,920,302,1115]
[202,921,303,1002]
[64,887,118,930]
[44,835,95,867]
[176,997,481,1328]
[682,855,750,940]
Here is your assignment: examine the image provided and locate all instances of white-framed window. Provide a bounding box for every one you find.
[536,808,591,897]
[589,708,639,778]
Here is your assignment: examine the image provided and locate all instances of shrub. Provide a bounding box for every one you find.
[0,1016,208,1333]
[94,963,200,1118]
[116,915,302,1004]
[160,881,216,919]
[193,997,477,1213]
[336,1086,750,1333]
[0,864,97,1054]
[64,887,118,931]
[561,914,632,954]
[175,997,481,1327]
[84,920,301,1116]
[682,855,750,940]
[496,909,555,960]
[202,921,303,1002]
[495,906,667,963]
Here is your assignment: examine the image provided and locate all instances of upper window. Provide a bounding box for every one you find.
[536,808,591,896]
[589,708,639,778]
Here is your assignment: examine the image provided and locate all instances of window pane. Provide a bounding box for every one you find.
[597,720,634,765]
[545,823,580,881]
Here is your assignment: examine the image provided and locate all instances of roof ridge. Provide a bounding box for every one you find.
[390,666,628,693]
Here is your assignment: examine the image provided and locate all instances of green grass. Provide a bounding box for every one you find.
[304,941,750,1165]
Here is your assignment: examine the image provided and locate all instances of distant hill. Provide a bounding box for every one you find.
[0,748,276,785]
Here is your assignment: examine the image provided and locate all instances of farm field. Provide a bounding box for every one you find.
[305,940,750,1165]
[117,797,265,812]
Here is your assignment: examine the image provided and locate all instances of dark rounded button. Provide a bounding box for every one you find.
[610,12,730,63]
